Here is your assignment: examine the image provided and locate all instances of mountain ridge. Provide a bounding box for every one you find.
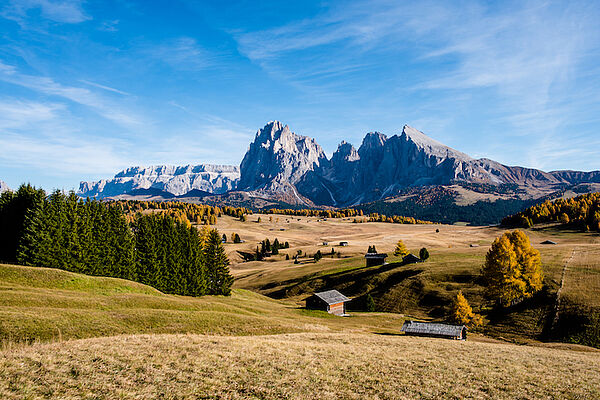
[78,121,600,222]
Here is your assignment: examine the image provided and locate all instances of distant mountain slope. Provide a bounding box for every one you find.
[0,180,10,194]
[79,164,239,199]
[77,121,600,224]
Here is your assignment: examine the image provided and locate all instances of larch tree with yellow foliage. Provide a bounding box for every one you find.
[482,230,544,307]
[450,291,483,328]
[394,240,409,257]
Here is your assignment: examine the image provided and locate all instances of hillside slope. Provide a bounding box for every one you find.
[1,332,598,399]
[0,264,404,342]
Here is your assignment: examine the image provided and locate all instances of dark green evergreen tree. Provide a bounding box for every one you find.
[0,184,46,263]
[204,229,233,295]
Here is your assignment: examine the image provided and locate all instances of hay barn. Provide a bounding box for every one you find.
[401,321,467,340]
[365,253,388,267]
[306,290,350,316]
[403,253,423,264]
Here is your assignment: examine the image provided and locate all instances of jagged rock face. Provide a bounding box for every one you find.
[78,165,240,198]
[77,120,600,206]
[238,121,327,202]
[298,125,600,206]
[0,180,10,194]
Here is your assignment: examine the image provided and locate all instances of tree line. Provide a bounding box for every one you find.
[502,192,600,232]
[0,185,233,296]
[111,199,251,227]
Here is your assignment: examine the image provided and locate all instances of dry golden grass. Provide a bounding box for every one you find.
[561,246,600,307]
[0,263,411,344]
[1,332,598,400]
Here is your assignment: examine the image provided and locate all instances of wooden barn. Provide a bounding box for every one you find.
[306,290,351,316]
[403,253,423,264]
[401,321,467,340]
[365,253,388,267]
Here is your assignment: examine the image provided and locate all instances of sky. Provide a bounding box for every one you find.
[1,0,600,191]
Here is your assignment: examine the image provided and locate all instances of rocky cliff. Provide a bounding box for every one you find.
[238,121,327,204]
[79,164,239,198]
[78,121,600,207]
[0,180,10,194]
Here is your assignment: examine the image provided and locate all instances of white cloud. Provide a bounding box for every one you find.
[0,100,65,129]
[142,37,213,71]
[2,0,90,24]
[0,132,127,176]
[0,62,144,128]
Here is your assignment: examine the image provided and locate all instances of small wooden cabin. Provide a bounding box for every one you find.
[306,290,351,316]
[403,253,423,264]
[401,321,467,340]
[365,253,388,267]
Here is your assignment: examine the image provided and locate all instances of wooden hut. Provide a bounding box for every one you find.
[403,253,423,264]
[365,253,388,267]
[306,290,350,316]
[401,321,467,340]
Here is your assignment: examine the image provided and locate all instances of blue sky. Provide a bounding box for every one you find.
[1,0,600,191]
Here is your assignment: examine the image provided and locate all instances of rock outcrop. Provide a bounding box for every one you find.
[0,180,10,194]
[238,121,327,204]
[79,165,239,198]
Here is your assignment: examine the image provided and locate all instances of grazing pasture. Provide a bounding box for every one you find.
[1,332,598,400]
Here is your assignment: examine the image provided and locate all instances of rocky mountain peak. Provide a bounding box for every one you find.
[332,141,359,163]
[400,125,472,161]
[360,131,387,152]
[238,121,327,193]
[0,180,11,194]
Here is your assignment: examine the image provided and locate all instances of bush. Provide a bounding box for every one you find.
[419,247,429,260]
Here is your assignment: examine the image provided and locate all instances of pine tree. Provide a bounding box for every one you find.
[394,240,409,257]
[222,233,227,243]
[419,247,429,260]
[314,250,322,262]
[0,184,46,263]
[365,294,376,312]
[482,230,543,307]
[203,229,233,295]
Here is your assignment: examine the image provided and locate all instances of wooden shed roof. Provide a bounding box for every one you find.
[403,253,423,263]
[313,290,351,305]
[401,321,466,337]
[364,253,388,259]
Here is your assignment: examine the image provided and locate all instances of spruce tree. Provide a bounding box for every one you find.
[0,184,46,263]
[203,229,233,295]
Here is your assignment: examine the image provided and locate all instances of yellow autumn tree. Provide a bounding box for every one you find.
[450,291,483,327]
[394,240,409,257]
[482,230,543,307]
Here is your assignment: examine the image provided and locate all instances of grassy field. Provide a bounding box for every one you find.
[1,332,598,399]
[0,263,408,344]
[1,217,599,399]
[216,214,600,343]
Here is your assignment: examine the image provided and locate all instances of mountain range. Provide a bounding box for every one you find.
[78,121,600,223]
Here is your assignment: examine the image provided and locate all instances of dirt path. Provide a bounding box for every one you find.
[551,247,577,330]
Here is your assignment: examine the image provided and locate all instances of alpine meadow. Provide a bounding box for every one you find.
[1,1,600,399]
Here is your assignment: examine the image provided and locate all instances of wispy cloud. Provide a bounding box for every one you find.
[0,99,64,129]
[0,132,128,176]
[2,0,90,25]
[80,79,131,96]
[141,37,213,71]
[0,62,144,128]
